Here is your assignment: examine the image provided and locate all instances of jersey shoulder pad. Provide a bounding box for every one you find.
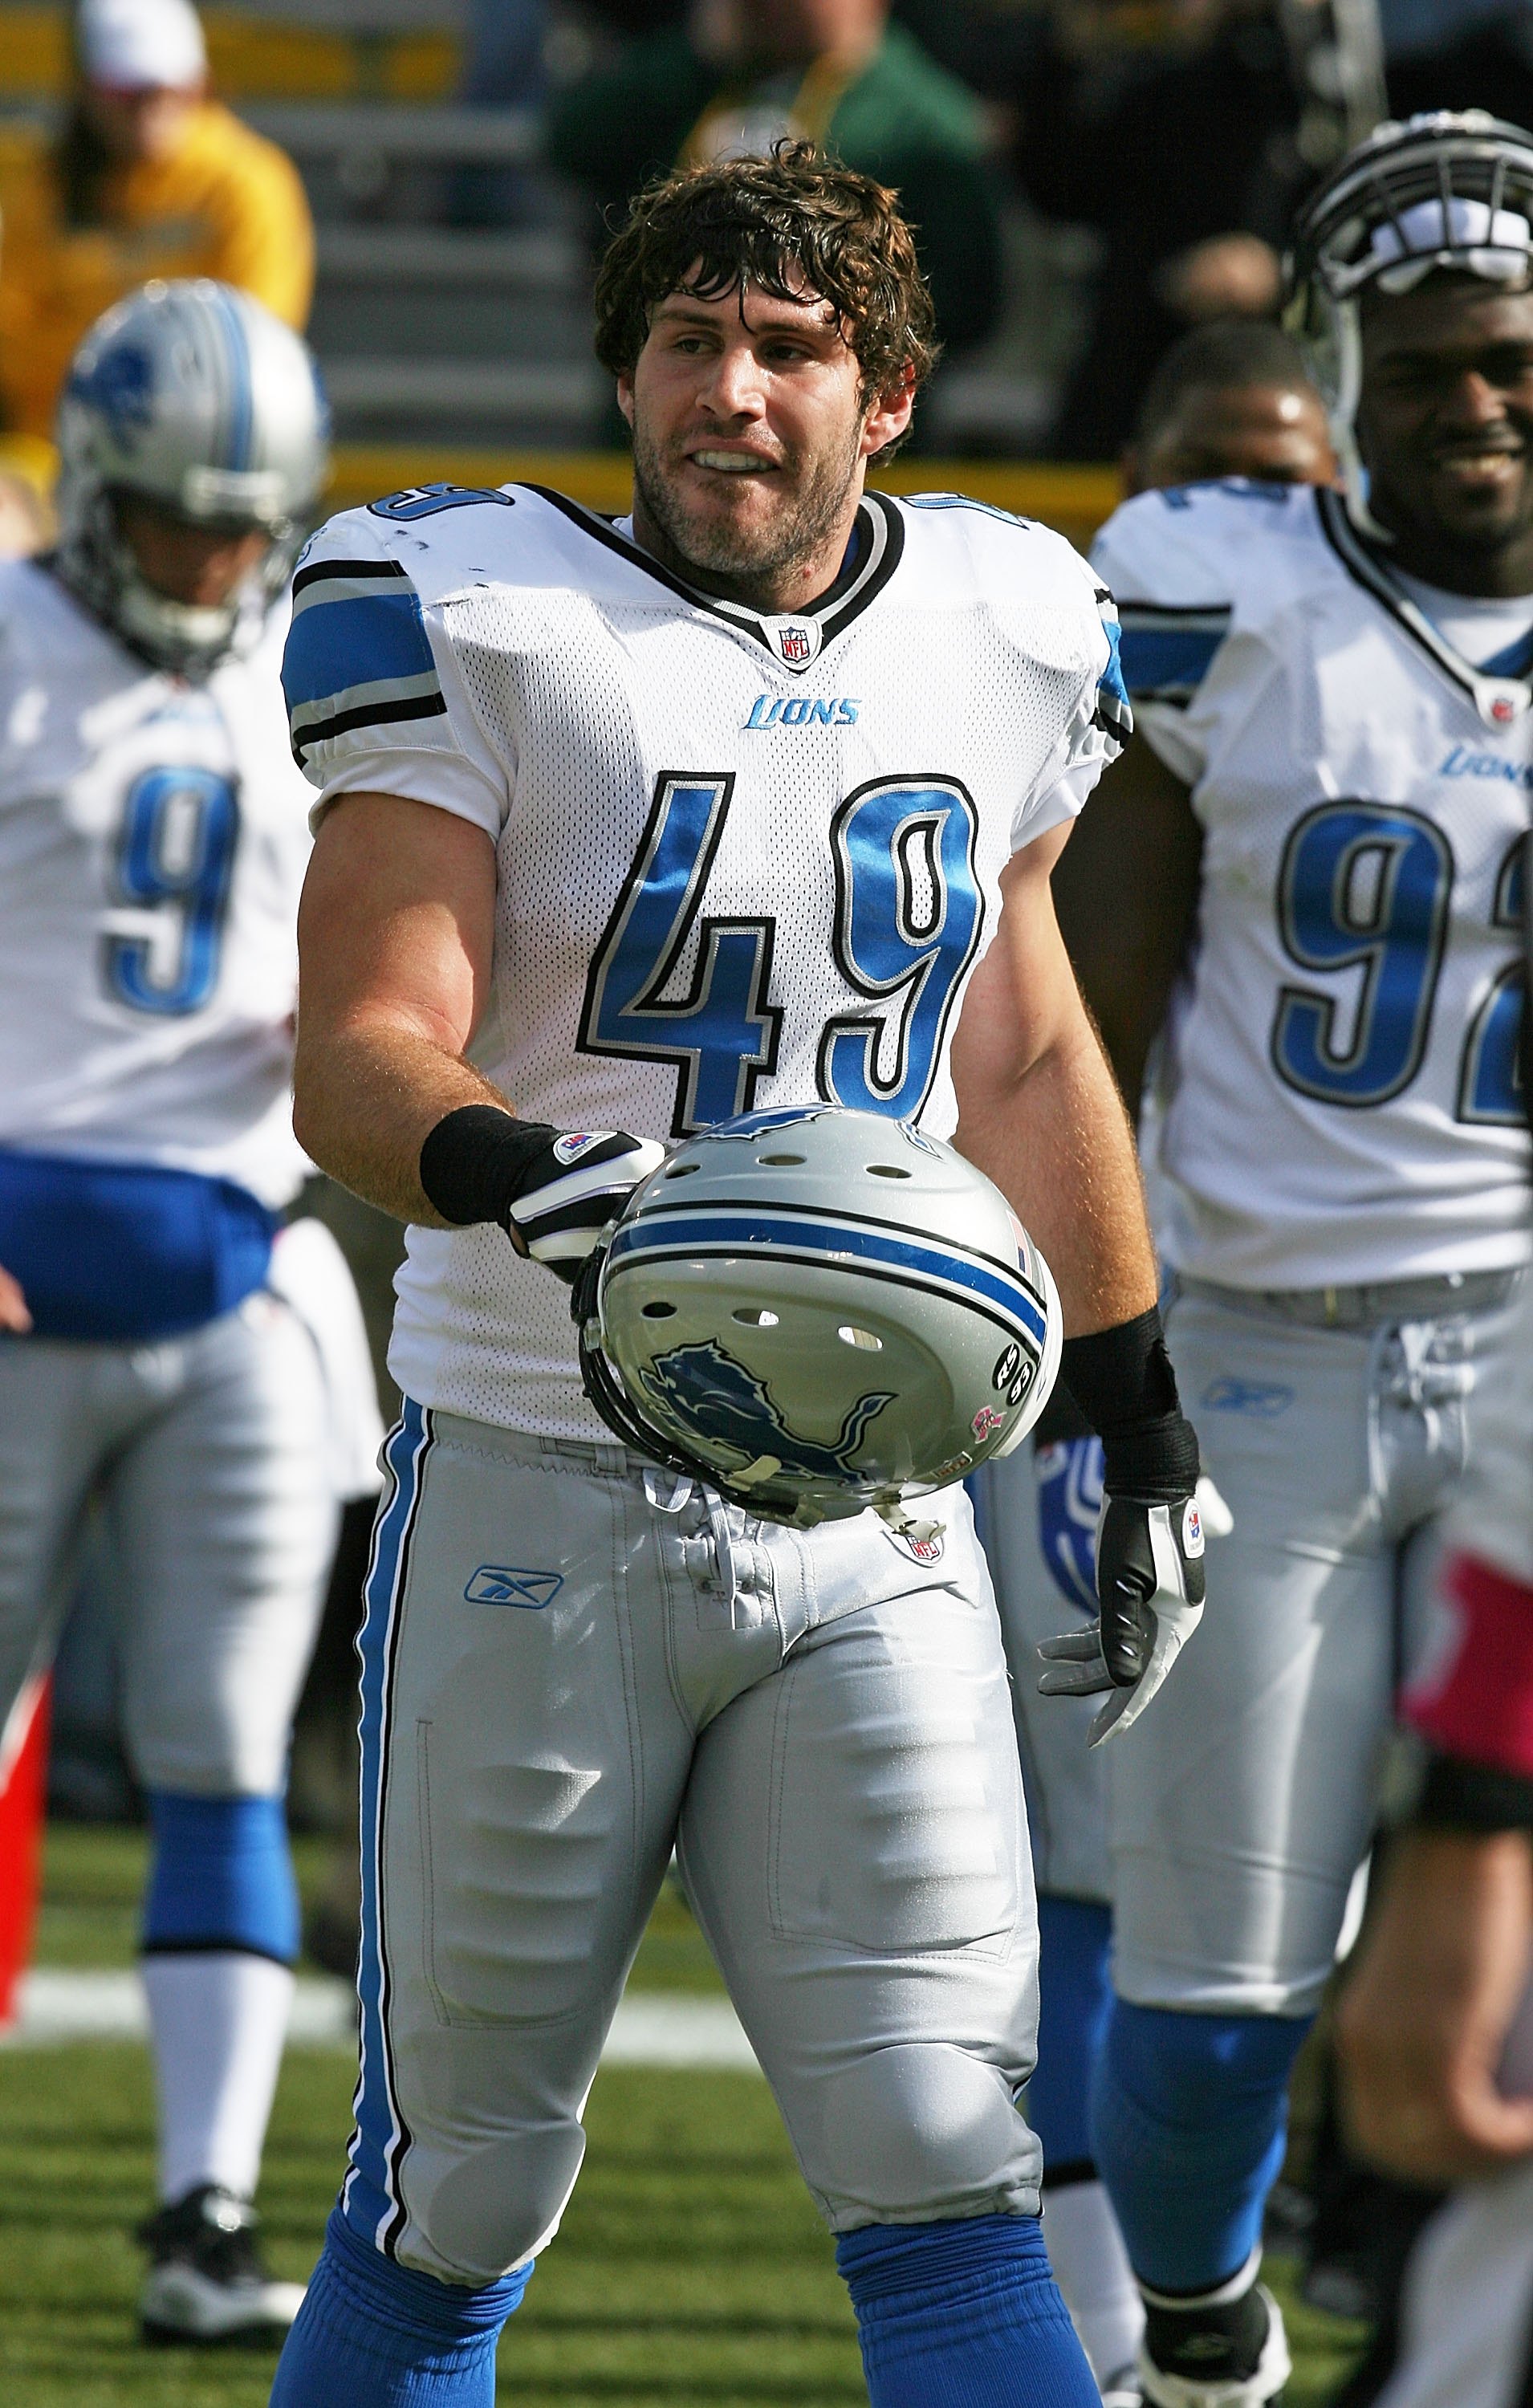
[283,505,454,769]
[898,494,1129,754]
[898,488,1097,603]
[1093,478,1320,707]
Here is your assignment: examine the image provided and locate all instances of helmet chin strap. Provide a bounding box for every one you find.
[1328,301,1397,545]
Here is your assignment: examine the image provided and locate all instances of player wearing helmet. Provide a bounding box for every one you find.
[1035,112,1533,2407]
[266,144,1207,2408]
[0,279,379,2344]
[969,311,1333,2408]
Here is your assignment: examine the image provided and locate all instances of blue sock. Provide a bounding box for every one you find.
[1092,2003,1312,2293]
[1029,1897,1112,2178]
[144,1790,300,1963]
[270,2207,531,2406]
[836,2215,1100,2406]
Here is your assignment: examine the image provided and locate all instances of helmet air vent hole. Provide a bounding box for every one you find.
[641,1301,677,1319]
[867,1164,911,1179]
[663,1162,700,1178]
[732,1307,779,1328]
[757,1151,806,1166]
[838,1324,883,1352]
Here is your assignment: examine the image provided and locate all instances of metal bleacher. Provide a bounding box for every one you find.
[0,0,1120,539]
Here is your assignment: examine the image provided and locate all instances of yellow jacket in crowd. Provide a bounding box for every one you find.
[0,99,313,439]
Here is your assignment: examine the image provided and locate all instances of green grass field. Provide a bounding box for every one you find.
[0,1826,1365,2406]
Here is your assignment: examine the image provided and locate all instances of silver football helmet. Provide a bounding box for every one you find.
[55,279,329,677]
[1286,111,1533,535]
[575,1104,1062,1530]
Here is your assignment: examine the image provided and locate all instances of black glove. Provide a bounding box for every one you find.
[419,1106,665,1283]
[1038,1490,1206,1743]
[1035,1306,1213,1744]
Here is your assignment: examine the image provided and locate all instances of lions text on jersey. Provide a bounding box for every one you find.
[283,482,1127,1439]
[0,557,311,1208]
[1095,478,1533,1291]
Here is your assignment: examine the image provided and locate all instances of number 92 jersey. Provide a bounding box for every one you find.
[0,559,312,1207]
[1094,478,1533,1292]
[285,481,1125,1439]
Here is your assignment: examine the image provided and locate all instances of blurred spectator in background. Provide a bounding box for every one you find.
[1014,1,1318,458]
[547,0,1002,356]
[0,0,313,441]
[1123,317,1335,492]
[449,0,550,227]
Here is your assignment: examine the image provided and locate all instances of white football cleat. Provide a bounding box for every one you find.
[138,2184,305,2345]
[1138,2281,1291,2406]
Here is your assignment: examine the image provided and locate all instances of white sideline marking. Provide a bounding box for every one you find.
[2,1971,762,2069]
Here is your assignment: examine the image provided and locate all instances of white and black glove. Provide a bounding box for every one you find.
[1035,1308,1214,1745]
[419,1105,665,1283]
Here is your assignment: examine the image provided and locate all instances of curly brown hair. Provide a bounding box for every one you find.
[592,142,939,446]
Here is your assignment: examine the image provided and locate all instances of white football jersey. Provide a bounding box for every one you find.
[286,481,1124,1438]
[1095,479,1533,1291]
[0,560,311,1207]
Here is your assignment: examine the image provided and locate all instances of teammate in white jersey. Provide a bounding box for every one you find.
[971,318,1336,2408]
[1029,113,1533,2407]
[0,281,372,2344]
[266,145,1210,2408]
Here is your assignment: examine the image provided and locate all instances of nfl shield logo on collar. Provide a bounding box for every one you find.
[769,618,820,667]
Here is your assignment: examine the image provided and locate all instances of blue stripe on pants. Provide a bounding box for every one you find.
[341,1399,431,2253]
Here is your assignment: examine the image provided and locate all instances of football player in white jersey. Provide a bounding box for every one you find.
[0,280,362,2344]
[266,144,1212,2408]
[1026,112,1533,2408]
[970,319,1336,2408]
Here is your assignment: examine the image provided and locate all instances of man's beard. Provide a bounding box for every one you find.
[630,417,864,606]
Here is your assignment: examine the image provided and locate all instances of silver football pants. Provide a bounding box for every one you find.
[1110,1277,1519,2016]
[0,1291,337,1793]
[343,1402,1045,2287]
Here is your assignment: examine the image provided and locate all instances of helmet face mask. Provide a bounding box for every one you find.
[576,1105,1062,1531]
[54,278,329,677]
[1285,111,1533,537]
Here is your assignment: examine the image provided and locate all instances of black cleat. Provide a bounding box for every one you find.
[1140,2277,1291,2406]
[136,2183,306,2346]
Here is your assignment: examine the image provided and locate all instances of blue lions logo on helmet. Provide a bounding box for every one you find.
[640,1340,894,1477]
[67,341,156,445]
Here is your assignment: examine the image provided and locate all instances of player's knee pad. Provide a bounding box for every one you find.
[391,2123,587,2288]
[836,2215,1099,2407]
[142,1789,299,1965]
[817,2041,1040,2225]
[270,2208,530,2406]
[1092,2001,1312,2293]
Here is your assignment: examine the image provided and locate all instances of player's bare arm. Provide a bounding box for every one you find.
[956,815,1206,1746]
[1339,1826,1533,2181]
[1049,736,1203,1119]
[952,822,1156,1336]
[292,792,499,1228]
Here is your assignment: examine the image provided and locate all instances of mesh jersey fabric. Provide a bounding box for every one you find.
[1094,478,1533,1291]
[286,483,1122,1438]
[0,559,312,1208]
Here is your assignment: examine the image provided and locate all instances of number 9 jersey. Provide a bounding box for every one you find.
[1094,477,1533,1293]
[283,482,1126,1439]
[0,557,312,1208]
